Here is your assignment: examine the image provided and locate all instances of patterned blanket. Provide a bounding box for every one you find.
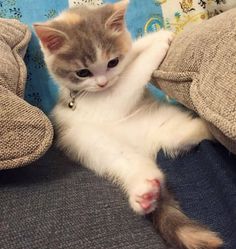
[0,0,235,113]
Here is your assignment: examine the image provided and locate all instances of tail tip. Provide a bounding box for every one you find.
[177,226,223,249]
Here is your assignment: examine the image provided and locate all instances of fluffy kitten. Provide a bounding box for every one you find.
[34,1,223,248]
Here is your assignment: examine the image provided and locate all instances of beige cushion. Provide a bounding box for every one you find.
[0,18,29,97]
[152,9,236,154]
[0,86,53,169]
[0,18,54,169]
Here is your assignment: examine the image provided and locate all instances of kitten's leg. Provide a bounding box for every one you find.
[160,116,213,156]
[62,124,165,215]
[119,31,173,103]
[132,30,174,55]
[125,32,173,84]
[124,31,174,71]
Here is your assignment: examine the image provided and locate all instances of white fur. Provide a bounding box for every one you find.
[50,31,212,214]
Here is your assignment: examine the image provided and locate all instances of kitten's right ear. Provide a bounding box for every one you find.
[33,24,68,53]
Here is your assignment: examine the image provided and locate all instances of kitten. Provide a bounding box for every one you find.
[34,1,223,248]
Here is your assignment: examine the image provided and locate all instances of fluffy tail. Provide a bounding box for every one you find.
[152,189,223,249]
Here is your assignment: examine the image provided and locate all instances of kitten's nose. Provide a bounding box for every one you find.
[98,82,108,88]
[96,76,108,88]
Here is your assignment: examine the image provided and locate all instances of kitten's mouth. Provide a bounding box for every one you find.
[96,79,114,91]
[97,82,108,88]
[96,83,110,92]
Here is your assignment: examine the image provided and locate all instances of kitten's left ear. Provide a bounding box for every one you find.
[105,0,129,33]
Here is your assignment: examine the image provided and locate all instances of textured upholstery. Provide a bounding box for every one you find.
[1,141,235,248]
[0,86,53,169]
[0,19,53,169]
[152,9,236,154]
[0,18,30,97]
[0,146,166,249]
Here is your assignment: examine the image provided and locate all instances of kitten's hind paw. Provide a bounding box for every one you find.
[129,177,162,215]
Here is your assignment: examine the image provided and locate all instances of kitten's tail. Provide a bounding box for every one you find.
[152,189,223,249]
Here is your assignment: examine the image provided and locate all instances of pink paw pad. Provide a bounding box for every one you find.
[137,179,161,213]
[143,192,154,200]
[149,179,160,187]
[140,200,151,210]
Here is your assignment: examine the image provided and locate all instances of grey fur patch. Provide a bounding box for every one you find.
[49,5,120,66]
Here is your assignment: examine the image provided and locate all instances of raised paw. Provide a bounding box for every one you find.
[129,178,162,215]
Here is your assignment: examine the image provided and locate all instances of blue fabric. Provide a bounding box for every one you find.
[106,0,164,38]
[19,0,68,114]
[157,140,236,249]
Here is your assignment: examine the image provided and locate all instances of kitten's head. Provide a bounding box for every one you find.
[34,0,132,93]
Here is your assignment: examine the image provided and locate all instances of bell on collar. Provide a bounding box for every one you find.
[68,90,78,110]
[68,101,75,109]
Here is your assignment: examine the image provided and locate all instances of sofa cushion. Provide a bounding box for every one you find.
[0,18,30,97]
[152,9,236,153]
[0,18,54,169]
[0,86,53,169]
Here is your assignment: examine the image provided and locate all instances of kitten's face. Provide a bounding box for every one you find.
[34,0,132,93]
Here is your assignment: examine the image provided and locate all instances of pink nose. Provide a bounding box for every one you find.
[97,81,108,88]
[96,76,108,88]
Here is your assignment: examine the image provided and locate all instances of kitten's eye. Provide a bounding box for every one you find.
[107,57,119,69]
[76,69,93,78]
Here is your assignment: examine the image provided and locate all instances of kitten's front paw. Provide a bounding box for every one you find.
[128,172,164,215]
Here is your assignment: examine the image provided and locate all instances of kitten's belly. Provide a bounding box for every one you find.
[52,102,190,158]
